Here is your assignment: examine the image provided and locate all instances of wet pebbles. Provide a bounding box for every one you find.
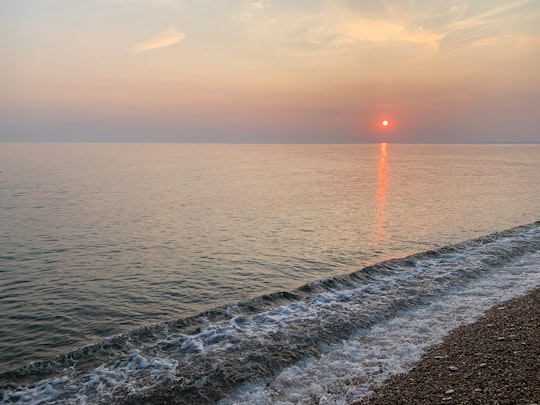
[357,286,540,404]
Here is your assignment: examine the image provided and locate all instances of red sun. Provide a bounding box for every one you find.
[381,119,390,127]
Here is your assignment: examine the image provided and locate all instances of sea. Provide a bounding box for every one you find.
[0,143,539,404]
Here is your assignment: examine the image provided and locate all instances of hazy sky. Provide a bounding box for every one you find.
[1,0,539,143]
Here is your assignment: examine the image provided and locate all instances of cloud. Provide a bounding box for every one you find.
[439,0,538,50]
[132,27,186,53]
[245,0,538,60]
[233,0,270,22]
[261,8,444,52]
[335,18,443,49]
[449,0,534,29]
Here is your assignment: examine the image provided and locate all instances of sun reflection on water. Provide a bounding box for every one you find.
[371,142,389,245]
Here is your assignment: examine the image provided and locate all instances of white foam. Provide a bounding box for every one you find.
[220,251,540,404]
[1,350,178,405]
[3,227,539,404]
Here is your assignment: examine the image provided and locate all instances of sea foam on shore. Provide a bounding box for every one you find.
[2,223,539,404]
[358,286,540,404]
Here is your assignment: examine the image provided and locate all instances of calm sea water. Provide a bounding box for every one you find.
[1,143,539,404]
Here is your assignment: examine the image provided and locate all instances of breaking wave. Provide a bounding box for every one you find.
[1,222,539,404]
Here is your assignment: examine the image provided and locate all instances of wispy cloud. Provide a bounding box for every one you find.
[334,17,443,49]
[448,0,534,30]
[258,7,444,52]
[440,0,537,50]
[132,27,186,53]
[233,0,269,22]
[244,0,538,59]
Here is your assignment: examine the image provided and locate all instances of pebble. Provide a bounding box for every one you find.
[357,288,540,404]
[445,389,455,395]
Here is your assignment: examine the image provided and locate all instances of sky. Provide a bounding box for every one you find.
[1,0,539,143]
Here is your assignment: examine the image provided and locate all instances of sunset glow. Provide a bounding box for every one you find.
[1,1,539,143]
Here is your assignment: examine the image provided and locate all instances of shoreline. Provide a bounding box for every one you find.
[356,285,540,404]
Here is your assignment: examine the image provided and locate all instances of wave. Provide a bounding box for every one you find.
[1,221,539,404]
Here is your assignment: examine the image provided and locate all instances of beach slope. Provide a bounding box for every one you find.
[357,286,540,404]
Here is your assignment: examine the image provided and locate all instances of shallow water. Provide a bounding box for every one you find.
[2,223,539,404]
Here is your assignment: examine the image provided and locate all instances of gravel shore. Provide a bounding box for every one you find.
[356,286,540,405]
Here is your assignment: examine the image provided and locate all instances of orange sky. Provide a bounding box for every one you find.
[1,0,539,142]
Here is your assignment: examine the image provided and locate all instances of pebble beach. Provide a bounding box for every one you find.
[357,286,540,405]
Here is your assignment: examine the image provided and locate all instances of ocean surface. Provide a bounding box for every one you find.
[0,143,539,404]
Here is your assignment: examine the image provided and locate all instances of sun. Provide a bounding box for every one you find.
[381,119,389,127]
